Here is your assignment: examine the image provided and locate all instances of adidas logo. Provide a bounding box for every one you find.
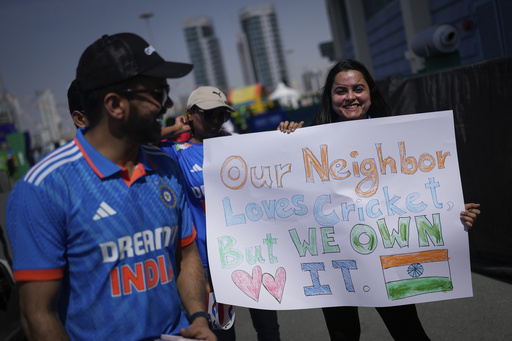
[190,164,203,173]
[93,202,117,221]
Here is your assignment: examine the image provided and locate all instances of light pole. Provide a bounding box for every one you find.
[139,12,155,46]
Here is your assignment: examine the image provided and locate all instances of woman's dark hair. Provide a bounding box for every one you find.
[312,59,391,125]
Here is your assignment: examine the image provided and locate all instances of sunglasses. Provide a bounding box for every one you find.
[196,107,232,123]
[117,85,170,107]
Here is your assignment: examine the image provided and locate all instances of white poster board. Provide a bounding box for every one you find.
[204,111,472,310]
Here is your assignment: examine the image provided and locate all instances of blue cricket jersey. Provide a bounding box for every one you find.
[159,141,208,267]
[7,128,196,341]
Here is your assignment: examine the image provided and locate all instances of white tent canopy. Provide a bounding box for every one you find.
[270,82,300,109]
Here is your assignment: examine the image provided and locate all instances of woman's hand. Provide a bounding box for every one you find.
[277,120,304,134]
[460,203,481,229]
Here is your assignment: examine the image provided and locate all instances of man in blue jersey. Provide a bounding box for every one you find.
[160,87,281,341]
[6,33,216,341]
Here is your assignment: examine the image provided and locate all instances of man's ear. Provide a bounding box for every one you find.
[104,92,125,120]
[186,108,193,122]
[71,111,88,128]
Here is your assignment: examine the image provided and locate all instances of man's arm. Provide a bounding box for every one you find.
[176,241,216,341]
[17,280,70,341]
[161,116,191,140]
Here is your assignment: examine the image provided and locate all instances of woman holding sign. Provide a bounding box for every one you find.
[278,59,481,341]
[161,86,282,341]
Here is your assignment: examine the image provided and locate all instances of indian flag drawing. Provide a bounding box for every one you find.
[380,249,453,300]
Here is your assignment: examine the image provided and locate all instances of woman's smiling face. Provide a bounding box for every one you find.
[331,70,372,121]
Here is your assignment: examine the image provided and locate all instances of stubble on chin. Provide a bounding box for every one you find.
[125,103,162,145]
[147,123,162,145]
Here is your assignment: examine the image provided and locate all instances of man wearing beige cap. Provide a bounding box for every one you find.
[161,86,236,286]
[160,86,281,341]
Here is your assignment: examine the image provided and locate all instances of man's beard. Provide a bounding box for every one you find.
[123,103,162,145]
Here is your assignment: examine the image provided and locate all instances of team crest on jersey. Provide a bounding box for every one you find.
[159,184,177,208]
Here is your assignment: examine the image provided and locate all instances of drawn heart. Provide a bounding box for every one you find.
[262,267,286,303]
[231,266,262,302]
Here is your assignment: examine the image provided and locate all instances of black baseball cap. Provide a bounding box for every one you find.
[76,33,193,92]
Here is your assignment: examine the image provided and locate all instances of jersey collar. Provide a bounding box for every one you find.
[74,127,156,179]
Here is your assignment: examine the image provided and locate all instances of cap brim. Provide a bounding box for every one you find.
[142,61,193,79]
[196,101,235,112]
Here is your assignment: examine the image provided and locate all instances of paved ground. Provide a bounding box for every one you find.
[232,270,512,340]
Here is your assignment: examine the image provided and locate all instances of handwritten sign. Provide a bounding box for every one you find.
[204,111,472,310]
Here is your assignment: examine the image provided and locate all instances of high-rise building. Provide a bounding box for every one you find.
[301,68,325,95]
[236,32,254,86]
[238,4,289,92]
[36,89,61,144]
[183,16,229,93]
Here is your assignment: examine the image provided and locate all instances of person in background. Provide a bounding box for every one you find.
[278,59,481,341]
[6,149,17,178]
[160,86,281,341]
[7,33,216,341]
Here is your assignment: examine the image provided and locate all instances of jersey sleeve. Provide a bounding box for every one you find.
[178,175,196,248]
[6,181,67,281]
[159,142,196,246]
[175,169,197,248]
[159,141,178,160]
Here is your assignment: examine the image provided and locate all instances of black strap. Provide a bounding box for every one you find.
[189,311,210,324]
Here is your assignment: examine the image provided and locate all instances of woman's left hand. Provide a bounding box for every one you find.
[277,120,304,133]
[460,203,481,229]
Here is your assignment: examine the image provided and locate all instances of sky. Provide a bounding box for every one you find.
[0,0,333,110]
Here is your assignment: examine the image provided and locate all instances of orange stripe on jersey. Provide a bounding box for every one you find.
[179,227,198,247]
[143,149,157,170]
[74,137,105,178]
[14,268,64,282]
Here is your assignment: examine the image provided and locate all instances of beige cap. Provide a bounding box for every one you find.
[187,86,234,111]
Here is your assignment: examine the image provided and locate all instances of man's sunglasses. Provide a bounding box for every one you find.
[117,85,170,107]
[196,107,232,123]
